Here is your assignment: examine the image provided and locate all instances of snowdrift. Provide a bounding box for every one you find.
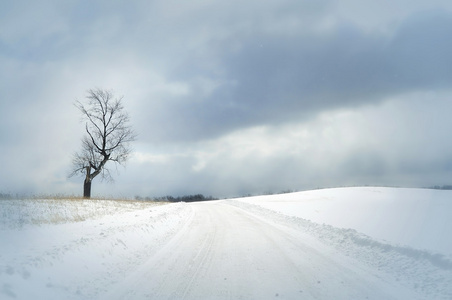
[234,187,452,256]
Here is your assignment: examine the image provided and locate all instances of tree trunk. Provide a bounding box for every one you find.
[83,166,92,198]
[84,179,92,198]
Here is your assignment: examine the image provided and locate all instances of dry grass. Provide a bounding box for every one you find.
[0,196,166,228]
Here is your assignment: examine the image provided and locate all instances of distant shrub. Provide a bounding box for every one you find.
[0,192,13,200]
[430,185,452,190]
[143,194,218,203]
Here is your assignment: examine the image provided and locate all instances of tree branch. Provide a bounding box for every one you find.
[69,88,136,184]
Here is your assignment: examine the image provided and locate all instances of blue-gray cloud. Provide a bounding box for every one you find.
[136,9,452,143]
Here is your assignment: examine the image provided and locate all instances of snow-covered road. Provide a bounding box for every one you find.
[100,201,428,300]
[1,189,451,299]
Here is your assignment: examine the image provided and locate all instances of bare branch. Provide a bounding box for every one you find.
[69,88,136,187]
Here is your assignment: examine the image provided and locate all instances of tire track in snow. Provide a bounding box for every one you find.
[102,201,426,299]
[181,221,217,298]
[150,208,218,299]
[98,204,197,300]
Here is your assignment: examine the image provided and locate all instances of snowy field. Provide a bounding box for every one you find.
[0,187,451,299]
[236,187,452,256]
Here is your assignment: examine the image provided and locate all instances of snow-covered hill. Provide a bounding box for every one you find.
[235,187,452,256]
[1,187,451,299]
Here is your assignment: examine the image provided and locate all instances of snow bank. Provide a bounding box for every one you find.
[234,187,452,256]
[229,200,452,284]
[230,187,452,299]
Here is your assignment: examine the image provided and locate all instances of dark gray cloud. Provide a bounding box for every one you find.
[137,9,452,143]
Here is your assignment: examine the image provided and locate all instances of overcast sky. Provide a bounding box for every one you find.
[1,0,452,198]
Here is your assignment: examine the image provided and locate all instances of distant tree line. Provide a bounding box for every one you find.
[135,194,218,202]
[0,192,13,200]
[429,185,452,190]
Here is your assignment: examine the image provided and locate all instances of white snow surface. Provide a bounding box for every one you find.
[236,187,452,256]
[0,187,451,299]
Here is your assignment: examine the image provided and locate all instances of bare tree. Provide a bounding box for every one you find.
[69,88,136,198]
